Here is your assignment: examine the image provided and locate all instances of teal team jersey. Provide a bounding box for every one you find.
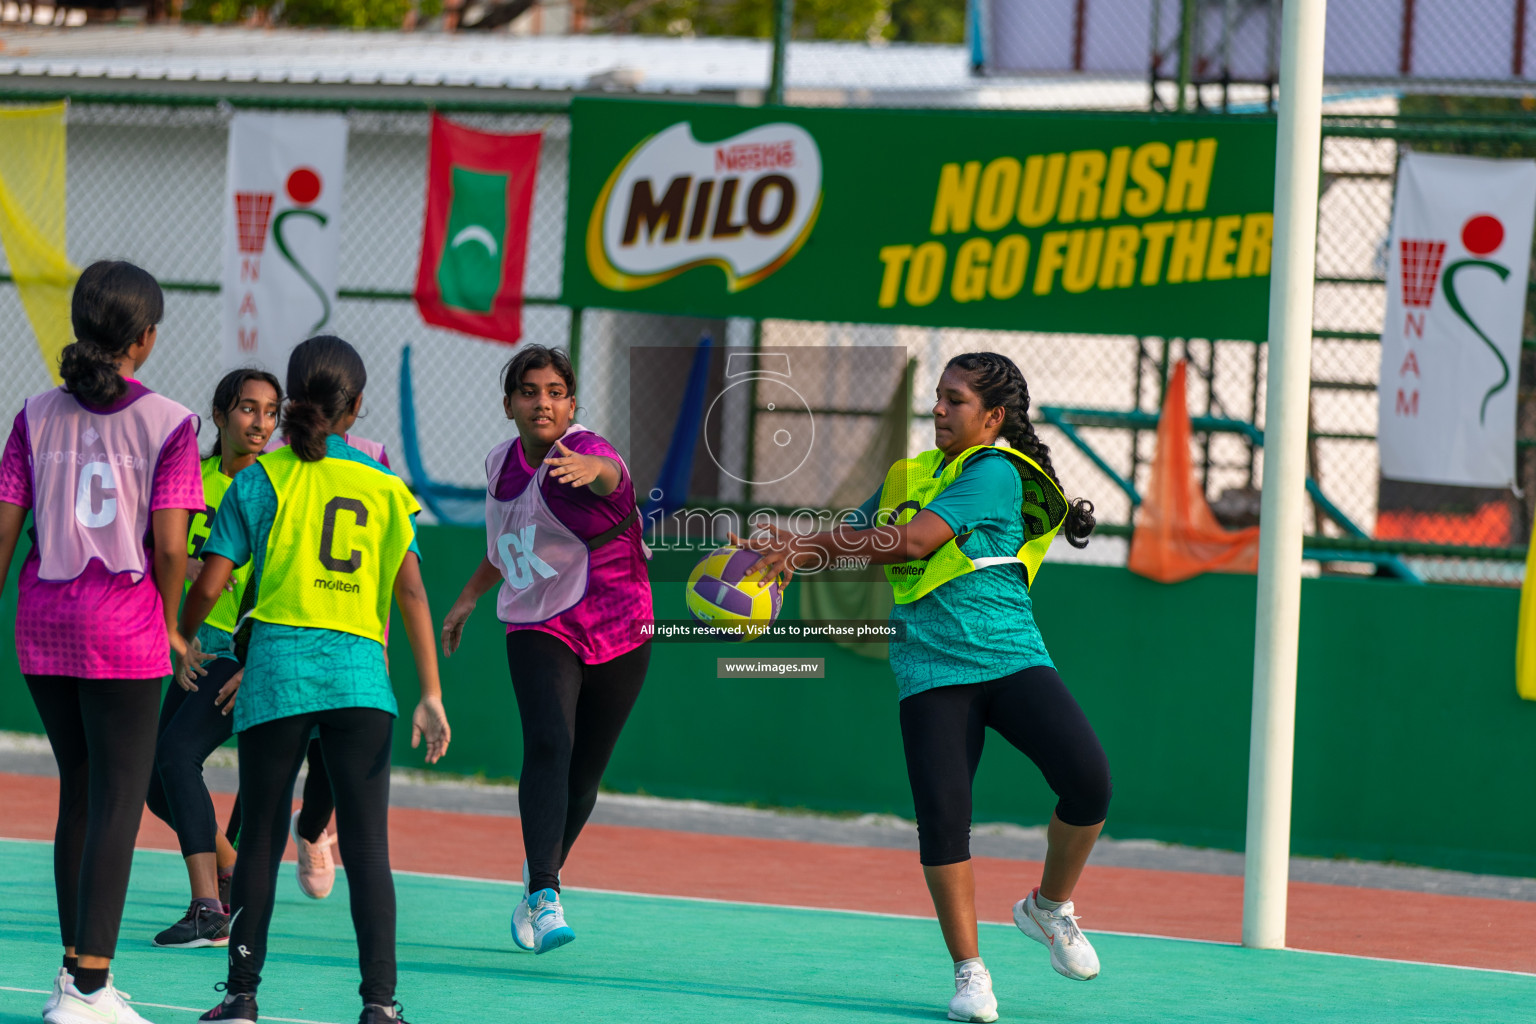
[853,451,1055,699]
[203,434,422,733]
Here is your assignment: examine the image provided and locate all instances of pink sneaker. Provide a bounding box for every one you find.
[291,810,336,900]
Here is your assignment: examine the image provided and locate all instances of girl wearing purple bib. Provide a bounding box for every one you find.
[0,261,202,1024]
[441,344,651,955]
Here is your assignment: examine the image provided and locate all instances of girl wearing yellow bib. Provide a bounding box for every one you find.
[145,368,281,950]
[178,337,450,1024]
[740,353,1109,1024]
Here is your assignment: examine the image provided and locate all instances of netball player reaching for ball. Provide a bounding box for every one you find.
[440,344,651,955]
[0,261,202,1024]
[144,368,281,948]
[738,352,1110,1023]
[178,337,449,1024]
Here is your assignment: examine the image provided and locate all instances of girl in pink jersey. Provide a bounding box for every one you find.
[0,261,202,1024]
[440,344,651,954]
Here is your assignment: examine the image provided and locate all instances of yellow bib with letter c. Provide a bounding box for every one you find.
[248,446,421,643]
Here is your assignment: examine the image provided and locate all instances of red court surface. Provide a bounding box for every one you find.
[3,770,1532,975]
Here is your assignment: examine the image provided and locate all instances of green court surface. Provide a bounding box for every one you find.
[1,839,1530,1024]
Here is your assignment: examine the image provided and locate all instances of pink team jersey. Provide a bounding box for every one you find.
[494,431,651,665]
[0,382,204,679]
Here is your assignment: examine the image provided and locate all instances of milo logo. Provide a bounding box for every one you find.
[586,121,823,293]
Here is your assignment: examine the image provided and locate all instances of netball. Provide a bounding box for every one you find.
[684,545,783,640]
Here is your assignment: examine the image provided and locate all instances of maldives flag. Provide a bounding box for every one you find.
[414,115,542,344]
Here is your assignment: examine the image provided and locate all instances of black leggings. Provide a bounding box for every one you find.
[898,665,1112,867]
[227,708,396,1005]
[145,659,238,857]
[509,632,650,893]
[225,739,335,847]
[26,675,161,958]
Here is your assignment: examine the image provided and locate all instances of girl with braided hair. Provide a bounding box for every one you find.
[738,351,1109,1023]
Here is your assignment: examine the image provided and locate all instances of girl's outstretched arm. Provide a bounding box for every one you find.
[734,511,956,586]
[440,556,502,658]
[394,552,451,763]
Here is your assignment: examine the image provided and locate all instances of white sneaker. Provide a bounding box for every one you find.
[43,967,72,1015]
[1013,888,1101,980]
[291,810,336,900]
[510,861,536,951]
[45,978,156,1024]
[947,961,998,1023]
[527,888,575,954]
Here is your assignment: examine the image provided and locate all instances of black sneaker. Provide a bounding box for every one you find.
[219,871,233,911]
[201,989,258,1021]
[154,901,230,948]
[359,1002,410,1024]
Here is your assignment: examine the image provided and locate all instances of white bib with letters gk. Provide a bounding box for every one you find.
[485,425,603,624]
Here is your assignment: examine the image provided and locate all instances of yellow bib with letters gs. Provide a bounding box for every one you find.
[188,456,254,635]
[878,444,1068,604]
[249,446,421,643]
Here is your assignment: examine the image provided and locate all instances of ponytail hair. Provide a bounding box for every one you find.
[206,368,284,460]
[283,335,366,462]
[61,260,164,408]
[945,351,1096,549]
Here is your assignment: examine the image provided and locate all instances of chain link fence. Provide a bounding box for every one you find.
[0,91,1531,583]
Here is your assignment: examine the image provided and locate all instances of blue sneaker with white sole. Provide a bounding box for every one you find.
[527,888,575,954]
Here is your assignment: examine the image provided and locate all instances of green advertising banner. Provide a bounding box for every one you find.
[562,99,1279,339]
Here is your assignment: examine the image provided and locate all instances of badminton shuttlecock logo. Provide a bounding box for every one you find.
[1398,239,1445,308]
[234,192,275,255]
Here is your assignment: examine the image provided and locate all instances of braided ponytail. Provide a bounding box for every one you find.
[62,260,164,408]
[945,352,1096,548]
[283,336,366,462]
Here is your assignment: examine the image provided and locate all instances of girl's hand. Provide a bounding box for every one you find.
[440,597,475,658]
[175,636,214,691]
[544,441,602,488]
[411,696,451,764]
[730,526,796,589]
[186,557,235,592]
[215,669,243,716]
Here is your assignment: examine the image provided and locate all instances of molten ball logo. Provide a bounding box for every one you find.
[586,121,823,293]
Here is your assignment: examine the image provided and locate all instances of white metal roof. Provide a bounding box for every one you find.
[0,26,1159,106]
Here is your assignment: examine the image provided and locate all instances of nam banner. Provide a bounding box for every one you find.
[1378,152,1536,489]
[563,99,1278,339]
[222,113,348,374]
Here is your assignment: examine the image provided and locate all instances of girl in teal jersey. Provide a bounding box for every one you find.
[740,352,1109,1024]
[145,368,281,950]
[179,337,449,1024]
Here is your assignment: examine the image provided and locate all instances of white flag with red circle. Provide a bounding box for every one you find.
[222,113,348,375]
[1378,151,1536,489]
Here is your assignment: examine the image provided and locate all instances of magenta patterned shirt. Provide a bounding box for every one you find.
[0,382,204,679]
[495,431,651,665]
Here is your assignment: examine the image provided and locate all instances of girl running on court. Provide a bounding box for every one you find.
[178,336,450,1024]
[738,351,1111,1024]
[144,368,282,949]
[0,260,202,1024]
[440,344,651,955]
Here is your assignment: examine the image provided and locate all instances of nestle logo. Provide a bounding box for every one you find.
[714,141,795,173]
[313,578,361,593]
